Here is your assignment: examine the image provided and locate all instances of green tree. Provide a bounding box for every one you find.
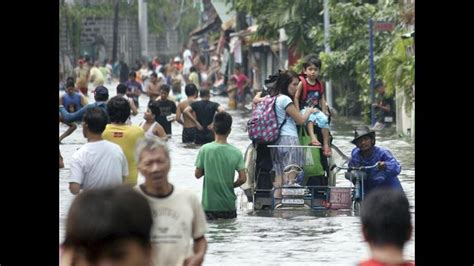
[229,0,325,55]
[316,0,401,120]
[379,37,414,113]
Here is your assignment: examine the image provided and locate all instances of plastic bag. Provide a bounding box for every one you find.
[298,126,325,177]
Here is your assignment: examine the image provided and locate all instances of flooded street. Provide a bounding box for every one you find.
[59,84,414,265]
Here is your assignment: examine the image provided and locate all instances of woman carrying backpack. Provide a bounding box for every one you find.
[253,70,317,198]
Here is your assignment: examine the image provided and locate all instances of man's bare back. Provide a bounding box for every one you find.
[177,98,197,128]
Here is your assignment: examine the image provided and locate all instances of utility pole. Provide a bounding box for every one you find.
[369,19,375,126]
[112,0,120,62]
[323,0,333,109]
[279,29,288,69]
[138,0,148,59]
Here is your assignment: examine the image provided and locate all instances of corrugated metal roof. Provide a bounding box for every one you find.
[189,14,220,36]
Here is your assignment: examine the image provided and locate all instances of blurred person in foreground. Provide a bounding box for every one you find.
[60,185,153,266]
[359,188,414,266]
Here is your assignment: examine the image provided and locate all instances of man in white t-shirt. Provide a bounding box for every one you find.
[182,45,193,77]
[68,108,128,195]
[135,136,208,266]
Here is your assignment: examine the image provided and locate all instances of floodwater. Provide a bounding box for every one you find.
[59,82,414,265]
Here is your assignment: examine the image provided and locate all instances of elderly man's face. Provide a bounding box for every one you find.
[356,135,373,152]
[138,148,170,189]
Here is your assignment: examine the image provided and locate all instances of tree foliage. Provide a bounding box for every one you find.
[379,37,414,113]
[229,0,324,55]
[318,1,397,119]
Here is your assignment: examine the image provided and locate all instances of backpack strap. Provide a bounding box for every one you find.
[273,94,287,135]
[279,116,287,131]
[273,116,287,144]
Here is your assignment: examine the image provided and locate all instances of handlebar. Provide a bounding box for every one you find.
[331,162,380,171]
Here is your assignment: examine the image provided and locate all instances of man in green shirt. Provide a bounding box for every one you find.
[194,112,247,220]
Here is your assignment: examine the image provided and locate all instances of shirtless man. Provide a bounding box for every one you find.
[175,84,198,143]
[184,89,225,145]
[146,72,163,102]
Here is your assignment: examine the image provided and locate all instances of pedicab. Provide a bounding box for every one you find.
[241,142,358,211]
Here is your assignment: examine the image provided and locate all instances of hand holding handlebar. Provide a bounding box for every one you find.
[376,161,385,170]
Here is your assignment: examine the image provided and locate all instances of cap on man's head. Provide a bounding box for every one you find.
[94,86,109,97]
[174,56,181,62]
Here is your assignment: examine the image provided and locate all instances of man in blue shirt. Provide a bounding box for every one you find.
[59,86,109,124]
[348,125,403,196]
[124,72,143,108]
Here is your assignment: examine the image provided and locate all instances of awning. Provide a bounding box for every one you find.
[229,24,257,37]
[189,14,221,37]
[228,25,273,47]
[251,41,271,47]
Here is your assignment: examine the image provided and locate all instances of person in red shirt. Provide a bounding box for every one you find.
[359,189,414,266]
[233,63,250,107]
[294,55,332,157]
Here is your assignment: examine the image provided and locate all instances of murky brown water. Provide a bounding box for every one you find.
[59,82,414,265]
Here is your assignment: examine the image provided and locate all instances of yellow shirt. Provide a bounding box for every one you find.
[102,124,144,185]
[188,72,200,90]
[89,66,105,86]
